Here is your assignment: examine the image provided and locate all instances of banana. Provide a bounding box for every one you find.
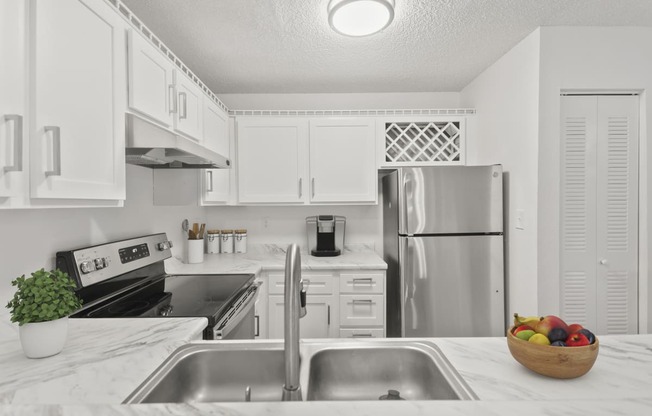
[513,313,542,327]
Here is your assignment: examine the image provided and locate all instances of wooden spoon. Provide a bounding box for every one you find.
[188,229,197,239]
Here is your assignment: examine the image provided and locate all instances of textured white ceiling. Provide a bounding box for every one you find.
[121,0,652,94]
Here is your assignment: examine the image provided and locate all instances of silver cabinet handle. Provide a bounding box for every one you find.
[179,92,187,119]
[298,177,302,198]
[352,333,373,338]
[3,114,23,172]
[352,278,374,285]
[352,299,373,305]
[44,126,61,177]
[206,170,214,192]
[168,84,177,114]
[254,315,260,337]
[311,178,315,198]
[327,305,330,325]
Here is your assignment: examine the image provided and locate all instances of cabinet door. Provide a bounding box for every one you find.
[30,0,126,200]
[309,118,376,203]
[127,30,175,127]
[268,294,337,339]
[0,0,26,201]
[237,118,308,204]
[174,72,203,141]
[202,98,230,203]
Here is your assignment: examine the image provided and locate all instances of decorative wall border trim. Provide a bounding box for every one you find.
[228,108,476,117]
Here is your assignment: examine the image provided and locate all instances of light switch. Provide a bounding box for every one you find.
[515,209,525,230]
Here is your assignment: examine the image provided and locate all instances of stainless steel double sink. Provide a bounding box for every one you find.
[124,339,477,403]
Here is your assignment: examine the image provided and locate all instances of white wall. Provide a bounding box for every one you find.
[537,27,652,333]
[460,29,541,320]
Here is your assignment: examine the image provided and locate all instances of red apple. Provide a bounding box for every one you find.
[535,315,569,337]
[513,324,534,335]
[567,323,583,333]
[566,332,590,347]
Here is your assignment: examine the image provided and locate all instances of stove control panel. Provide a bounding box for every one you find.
[56,233,172,288]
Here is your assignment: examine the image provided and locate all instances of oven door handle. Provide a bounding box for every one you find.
[215,284,259,337]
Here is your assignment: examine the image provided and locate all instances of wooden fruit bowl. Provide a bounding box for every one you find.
[506,326,599,379]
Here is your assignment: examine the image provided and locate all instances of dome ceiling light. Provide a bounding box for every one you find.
[328,0,395,37]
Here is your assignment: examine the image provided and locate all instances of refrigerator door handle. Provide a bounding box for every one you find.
[399,171,411,234]
[398,236,414,337]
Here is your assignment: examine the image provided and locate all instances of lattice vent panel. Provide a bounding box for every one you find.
[385,121,461,163]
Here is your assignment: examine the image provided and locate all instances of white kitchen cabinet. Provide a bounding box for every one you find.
[309,118,376,203]
[202,98,231,204]
[268,294,338,339]
[378,116,466,167]
[236,118,308,204]
[174,71,203,142]
[30,0,126,200]
[127,29,175,128]
[339,271,386,337]
[263,269,385,339]
[0,0,27,205]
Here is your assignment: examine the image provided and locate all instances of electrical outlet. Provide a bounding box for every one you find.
[262,217,269,228]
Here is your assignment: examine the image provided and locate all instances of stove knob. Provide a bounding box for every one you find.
[157,241,172,251]
[94,258,105,270]
[80,261,94,274]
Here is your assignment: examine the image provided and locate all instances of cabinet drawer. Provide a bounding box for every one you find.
[339,294,384,327]
[340,272,384,294]
[339,328,385,338]
[267,272,334,295]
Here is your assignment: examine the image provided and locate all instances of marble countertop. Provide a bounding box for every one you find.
[1,312,651,415]
[164,244,387,276]
[0,316,207,405]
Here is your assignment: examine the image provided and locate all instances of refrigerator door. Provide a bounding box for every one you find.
[400,235,504,337]
[398,166,503,235]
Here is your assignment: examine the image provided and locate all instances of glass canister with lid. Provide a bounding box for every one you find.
[220,229,234,253]
[234,229,247,253]
[206,230,220,254]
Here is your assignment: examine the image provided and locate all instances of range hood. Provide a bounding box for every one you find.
[125,113,230,169]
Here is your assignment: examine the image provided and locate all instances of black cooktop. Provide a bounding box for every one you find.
[74,273,255,327]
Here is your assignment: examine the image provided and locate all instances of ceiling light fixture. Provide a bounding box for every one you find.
[328,0,395,37]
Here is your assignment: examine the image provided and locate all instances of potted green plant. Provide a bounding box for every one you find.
[5,268,82,358]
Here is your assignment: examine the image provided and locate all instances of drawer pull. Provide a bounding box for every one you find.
[352,333,373,338]
[352,278,374,285]
[352,299,373,305]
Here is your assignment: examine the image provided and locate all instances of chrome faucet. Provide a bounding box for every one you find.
[282,244,307,401]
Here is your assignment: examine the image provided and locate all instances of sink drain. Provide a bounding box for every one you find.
[379,389,405,400]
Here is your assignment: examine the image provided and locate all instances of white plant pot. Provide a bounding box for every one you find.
[19,316,69,359]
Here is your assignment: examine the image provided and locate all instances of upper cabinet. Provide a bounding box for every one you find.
[236,118,308,204]
[30,0,126,201]
[202,99,231,204]
[378,116,466,167]
[127,30,175,128]
[173,71,203,141]
[235,117,377,205]
[0,0,27,204]
[309,119,376,203]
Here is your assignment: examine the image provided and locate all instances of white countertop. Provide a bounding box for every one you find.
[1,312,652,414]
[163,244,387,275]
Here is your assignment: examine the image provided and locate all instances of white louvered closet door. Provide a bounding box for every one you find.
[560,95,639,335]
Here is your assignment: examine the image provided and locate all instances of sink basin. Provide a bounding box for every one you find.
[124,340,476,403]
[306,342,475,401]
[124,344,286,403]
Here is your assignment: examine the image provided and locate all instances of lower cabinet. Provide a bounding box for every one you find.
[259,269,385,339]
[254,277,268,339]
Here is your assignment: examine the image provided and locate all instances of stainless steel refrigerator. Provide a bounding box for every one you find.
[382,165,505,338]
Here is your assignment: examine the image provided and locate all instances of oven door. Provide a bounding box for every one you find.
[213,283,259,340]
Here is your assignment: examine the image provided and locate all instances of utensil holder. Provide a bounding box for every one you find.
[187,239,204,264]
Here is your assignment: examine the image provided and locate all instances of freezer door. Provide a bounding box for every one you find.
[398,166,503,234]
[400,235,504,337]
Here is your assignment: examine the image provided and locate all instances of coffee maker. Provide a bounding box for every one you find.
[306,215,346,257]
